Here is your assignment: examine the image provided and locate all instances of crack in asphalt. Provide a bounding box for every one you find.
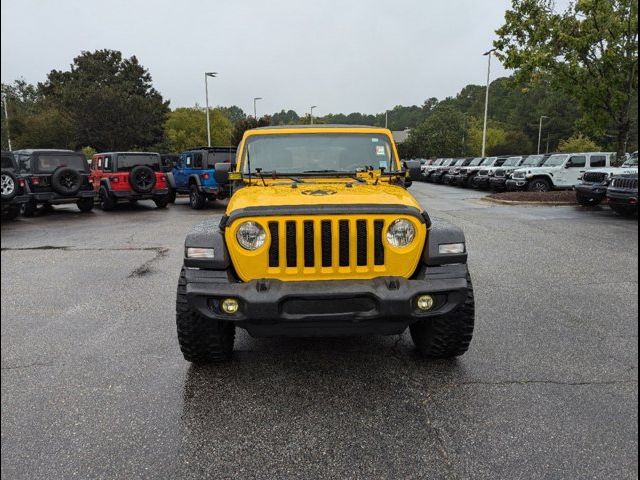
[128,247,170,277]
[1,246,166,252]
[450,379,637,387]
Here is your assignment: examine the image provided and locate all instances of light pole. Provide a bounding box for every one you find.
[310,105,317,125]
[2,93,11,151]
[537,115,549,154]
[253,97,262,120]
[204,72,217,147]
[481,48,497,157]
[385,111,388,129]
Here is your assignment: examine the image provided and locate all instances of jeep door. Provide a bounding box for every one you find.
[557,154,587,187]
[174,153,191,191]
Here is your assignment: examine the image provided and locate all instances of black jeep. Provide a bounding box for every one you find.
[1,151,30,220]
[607,173,638,217]
[14,149,96,216]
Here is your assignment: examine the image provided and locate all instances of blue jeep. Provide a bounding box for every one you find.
[166,146,237,209]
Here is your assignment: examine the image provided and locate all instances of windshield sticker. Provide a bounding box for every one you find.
[371,138,379,142]
[375,145,386,156]
[379,160,387,169]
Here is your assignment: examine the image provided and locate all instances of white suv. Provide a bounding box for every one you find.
[575,152,638,205]
[508,152,614,192]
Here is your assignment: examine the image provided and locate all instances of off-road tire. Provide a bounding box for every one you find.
[129,165,156,194]
[51,167,81,196]
[610,204,637,217]
[77,197,94,213]
[410,274,475,359]
[99,186,117,211]
[528,178,551,192]
[189,184,207,210]
[176,269,235,363]
[154,195,169,209]
[576,192,602,207]
[22,200,37,217]
[1,170,18,200]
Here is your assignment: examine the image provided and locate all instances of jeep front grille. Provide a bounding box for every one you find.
[478,170,489,176]
[513,171,526,179]
[611,177,639,190]
[583,172,608,183]
[269,218,385,269]
[227,214,426,282]
[494,169,506,178]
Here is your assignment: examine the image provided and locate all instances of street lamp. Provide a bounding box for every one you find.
[2,93,11,151]
[537,115,549,154]
[253,97,263,120]
[204,72,218,147]
[481,48,497,157]
[310,105,317,125]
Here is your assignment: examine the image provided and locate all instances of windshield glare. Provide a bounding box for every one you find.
[503,157,522,167]
[117,154,160,171]
[523,155,544,166]
[37,154,87,172]
[242,133,397,174]
[470,158,483,166]
[544,154,568,167]
[481,157,497,166]
[623,157,638,167]
[454,159,465,166]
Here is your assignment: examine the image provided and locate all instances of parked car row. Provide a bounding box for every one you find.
[416,151,638,217]
[0,146,238,219]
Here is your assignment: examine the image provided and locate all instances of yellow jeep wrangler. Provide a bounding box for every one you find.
[177,125,474,362]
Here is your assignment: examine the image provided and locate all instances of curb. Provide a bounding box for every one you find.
[479,197,577,207]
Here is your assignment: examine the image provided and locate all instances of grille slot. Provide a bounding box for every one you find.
[494,169,506,178]
[612,177,638,189]
[268,222,279,267]
[374,220,385,265]
[321,221,332,267]
[339,220,350,267]
[356,220,367,266]
[285,221,297,267]
[303,221,314,267]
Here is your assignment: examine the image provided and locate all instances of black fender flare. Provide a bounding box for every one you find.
[183,219,231,270]
[423,218,468,266]
[188,174,203,190]
[165,172,176,189]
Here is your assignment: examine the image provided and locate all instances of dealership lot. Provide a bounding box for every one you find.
[1,183,637,479]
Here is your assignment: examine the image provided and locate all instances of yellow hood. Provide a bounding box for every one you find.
[226,181,422,213]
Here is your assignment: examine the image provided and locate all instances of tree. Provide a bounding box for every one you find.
[164,107,233,152]
[495,0,639,156]
[218,106,246,124]
[231,115,272,146]
[557,133,602,152]
[406,107,469,158]
[464,117,508,156]
[39,49,169,151]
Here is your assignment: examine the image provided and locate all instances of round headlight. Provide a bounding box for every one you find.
[386,219,416,248]
[236,221,266,250]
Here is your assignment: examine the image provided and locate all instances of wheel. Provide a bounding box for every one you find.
[154,195,169,209]
[610,204,637,217]
[527,178,551,192]
[176,268,235,363]
[22,200,37,217]
[51,167,81,196]
[189,184,207,210]
[77,197,94,213]
[576,192,602,206]
[3,205,21,220]
[167,188,177,204]
[99,186,117,211]
[1,170,18,201]
[410,274,475,359]
[129,165,156,193]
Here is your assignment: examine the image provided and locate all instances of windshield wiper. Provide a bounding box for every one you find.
[303,169,341,173]
[259,170,304,183]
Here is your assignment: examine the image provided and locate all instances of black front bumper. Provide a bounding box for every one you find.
[607,188,639,206]
[184,264,469,337]
[31,189,96,203]
[506,179,527,191]
[489,177,507,190]
[473,177,491,189]
[575,183,608,199]
[112,188,169,199]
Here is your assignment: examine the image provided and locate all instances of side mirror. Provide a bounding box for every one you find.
[565,161,573,168]
[214,162,232,184]
[404,160,422,182]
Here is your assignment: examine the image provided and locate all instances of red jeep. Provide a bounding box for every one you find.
[90,152,171,210]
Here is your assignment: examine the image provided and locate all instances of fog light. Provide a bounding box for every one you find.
[221,298,239,314]
[417,295,435,311]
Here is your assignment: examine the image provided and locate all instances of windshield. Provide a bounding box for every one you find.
[36,154,87,173]
[523,155,544,166]
[480,157,497,166]
[543,154,568,167]
[454,159,465,166]
[1,155,15,169]
[241,133,397,174]
[116,154,160,171]
[502,157,522,167]
[470,158,483,166]
[623,157,638,167]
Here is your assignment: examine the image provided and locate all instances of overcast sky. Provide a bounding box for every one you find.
[1,0,569,116]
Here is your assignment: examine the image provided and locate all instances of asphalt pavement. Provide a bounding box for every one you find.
[1,183,638,479]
